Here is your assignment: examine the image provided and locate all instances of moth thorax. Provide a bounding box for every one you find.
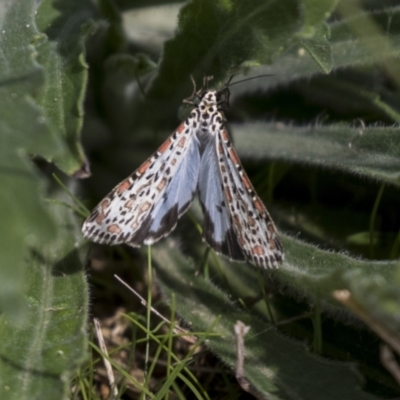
[196,128,215,146]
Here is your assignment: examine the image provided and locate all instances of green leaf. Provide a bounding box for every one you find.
[0,194,88,400]
[0,0,57,317]
[232,7,400,96]
[296,0,338,73]
[0,0,96,176]
[34,0,97,176]
[0,2,88,398]
[290,74,400,123]
[0,155,55,317]
[277,235,400,336]
[0,0,92,311]
[300,0,338,31]
[0,1,95,313]
[152,244,379,400]
[298,23,332,73]
[347,231,378,246]
[147,0,302,113]
[232,123,400,186]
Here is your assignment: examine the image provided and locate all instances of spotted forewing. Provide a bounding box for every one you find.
[82,86,283,268]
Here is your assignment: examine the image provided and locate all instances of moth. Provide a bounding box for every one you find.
[82,78,283,268]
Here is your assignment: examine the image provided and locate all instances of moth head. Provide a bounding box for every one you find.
[183,75,230,110]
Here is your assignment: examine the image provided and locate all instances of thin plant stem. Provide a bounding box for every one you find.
[200,247,211,278]
[52,173,89,216]
[256,269,275,325]
[144,245,153,396]
[369,184,385,258]
[165,294,176,400]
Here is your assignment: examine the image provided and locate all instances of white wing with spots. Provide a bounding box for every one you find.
[82,119,200,246]
[198,136,246,262]
[82,86,283,269]
[215,128,283,269]
[144,133,200,244]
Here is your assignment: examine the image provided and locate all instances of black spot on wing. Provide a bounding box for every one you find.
[202,208,245,262]
[146,205,179,243]
[127,204,181,246]
[85,209,99,224]
[128,213,154,246]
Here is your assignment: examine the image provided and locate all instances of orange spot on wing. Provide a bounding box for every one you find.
[176,123,185,134]
[242,175,252,190]
[232,214,240,228]
[131,221,139,230]
[252,245,265,256]
[95,200,110,223]
[117,179,131,194]
[254,199,265,213]
[268,238,277,250]
[268,223,276,234]
[238,235,246,246]
[178,136,186,147]
[139,202,151,213]
[229,148,240,165]
[138,160,152,175]
[224,186,233,203]
[107,224,122,234]
[221,129,230,140]
[124,199,134,209]
[158,138,172,154]
[96,212,106,224]
[101,199,110,209]
[157,178,167,191]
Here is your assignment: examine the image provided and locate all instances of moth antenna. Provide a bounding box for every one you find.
[226,74,274,88]
[203,75,213,90]
[225,74,237,87]
[189,75,197,95]
[183,75,198,105]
